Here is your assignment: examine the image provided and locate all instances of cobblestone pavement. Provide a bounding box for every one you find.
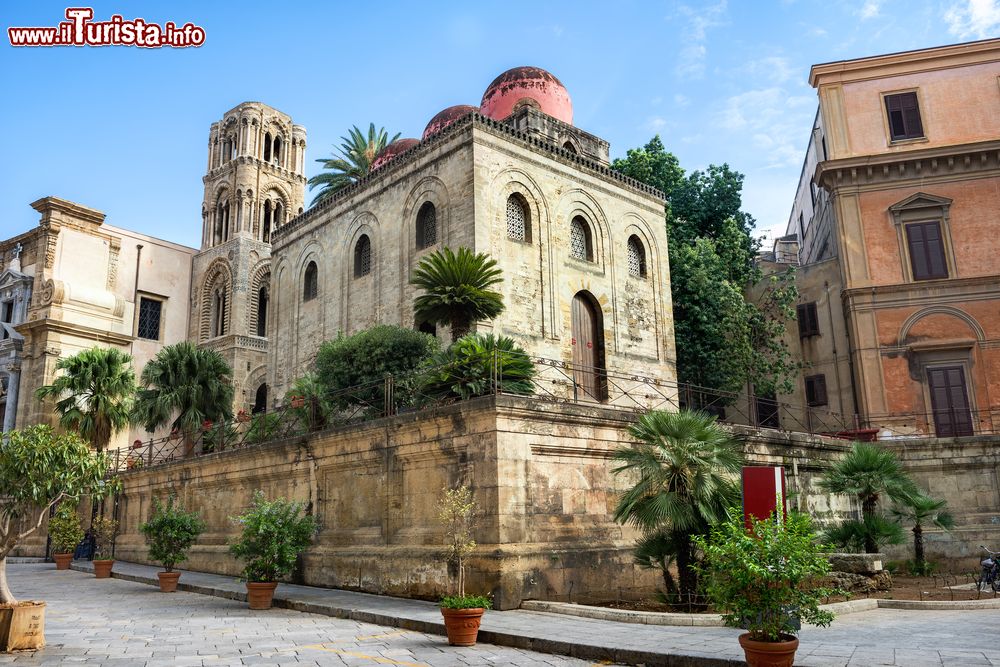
[2,564,613,666]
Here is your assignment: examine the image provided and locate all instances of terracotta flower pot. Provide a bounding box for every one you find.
[0,601,46,651]
[93,559,114,579]
[440,607,485,647]
[52,553,73,570]
[246,582,278,610]
[157,571,181,593]
[738,633,799,667]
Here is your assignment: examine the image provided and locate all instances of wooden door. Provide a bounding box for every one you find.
[571,293,607,401]
[927,366,974,437]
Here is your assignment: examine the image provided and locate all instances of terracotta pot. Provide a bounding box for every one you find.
[157,571,181,593]
[0,601,46,651]
[440,607,485,647]
[246,582,278,610]
[92,560,114,579]
[52,553,73,570]
[738,633,799,667]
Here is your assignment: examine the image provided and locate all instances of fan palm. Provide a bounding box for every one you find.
[890,493,954,571]
[411,247,505,342]
[307,124,400,207]
[612,410,743,600]
[35,347,136,453]
[132,342,234,436]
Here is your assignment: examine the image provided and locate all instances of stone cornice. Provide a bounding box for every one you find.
[16,317,134,346]
[816,140,1000,191]
[30,196,106,227]
[843,274,1000,310]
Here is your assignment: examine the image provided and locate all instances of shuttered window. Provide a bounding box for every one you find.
[885,92,924,141]
[797,302,820,338]
[906,221,948,280]
[927,366,974,437]
[805,374,827,407]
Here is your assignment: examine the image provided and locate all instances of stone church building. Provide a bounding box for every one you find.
[2,66,675,446]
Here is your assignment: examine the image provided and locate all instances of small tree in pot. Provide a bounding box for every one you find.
[437,486,490,647]
[229,492,316,610]
[48,503,84,570]
[139,496,205,592]
[91,516,118,579]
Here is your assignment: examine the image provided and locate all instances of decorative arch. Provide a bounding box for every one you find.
[248,261,271,337]
[556,189,609,266]
[898,306,986,345]
[491,168,549,246]
[199,259,233,341]
[402,176,451,255]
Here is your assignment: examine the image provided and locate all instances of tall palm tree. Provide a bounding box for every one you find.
[35,347,136,453]
[307,124,400,207]
[411,247,504,342]
[890,492,954,571]
[612,410,743,601]
[819,441,918,553]
[132,342,234,436]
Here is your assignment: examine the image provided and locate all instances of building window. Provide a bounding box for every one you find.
[506,195,529,242]
[569,216,593,261]
[927,365,974,437]
[563,141,577,154]
[906,221,948,280]
[796,302,820,338]
[627,236,647,278]
[212,289,227,338]
[1,301,12,323]
[263,133,272,162]
[354,235,372,278]
[256,285,269,336]
[303,261,318,301]
[416,202,437,249]
[755,389,780,429]
[885,91,924,142]
[805,374,828,407]
[136,297,162,341]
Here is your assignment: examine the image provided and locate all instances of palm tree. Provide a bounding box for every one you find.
[34,347,136,453]
[133,342,234,438]
[307,124,400,207]
[612,410,743,601]
[411,247,505,342]
[890,493,954,572]
[819,441,918,553]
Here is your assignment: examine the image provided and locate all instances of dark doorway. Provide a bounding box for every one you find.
[927,366,974,437]
[571,291,607,402]
[253,384,269,414]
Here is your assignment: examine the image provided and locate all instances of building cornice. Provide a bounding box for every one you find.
[29,196,106,227]
[16,317,134,346]
[843,274,1000,310]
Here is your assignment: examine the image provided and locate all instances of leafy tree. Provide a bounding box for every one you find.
[133,341,234,436]
[611,136,684,198]
[890,493,954,572]
[0,425,114,603]
[229,491,316,583]
[438,486,477,599]
[35,347,136,452]
[140,495,205,572]
[307,124,400,206]
[47,501,84,555]
[411,247,505,342]
[819,442,919,553]
[612,410,743,602]
[420,333,535,401]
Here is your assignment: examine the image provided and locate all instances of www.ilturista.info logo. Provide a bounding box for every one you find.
[8,8,205,48]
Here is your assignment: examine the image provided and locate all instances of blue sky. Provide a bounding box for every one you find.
[1,1,997,249]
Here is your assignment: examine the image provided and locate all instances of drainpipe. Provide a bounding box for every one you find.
[825,280,846,416]
[129,244,143,357]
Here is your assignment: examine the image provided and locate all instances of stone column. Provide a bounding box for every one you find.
[3,364,20,433]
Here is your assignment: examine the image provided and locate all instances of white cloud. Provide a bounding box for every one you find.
[741,56,796,84]
[944,0,1000,38]
[674,1,728,78]
[645,115,670,131]
[673,93,691,107]
[858,0,882,19]
[714,87,815,169]
[552,25,564,38]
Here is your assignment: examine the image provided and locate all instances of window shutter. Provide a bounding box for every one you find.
[907,222,947,280]
[805,374,828,407]
[907,223,930,280]
[885,92,923,140]
[797,303,819,337]
[901,94,924,138]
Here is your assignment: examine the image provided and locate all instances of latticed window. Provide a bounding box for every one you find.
[570,217,592,261]
[627,235,647,278]
[303,262,318,301]
[416,202,437,249]
[354,235,372,278]
[137,297,162,341]
[506,195,527,242]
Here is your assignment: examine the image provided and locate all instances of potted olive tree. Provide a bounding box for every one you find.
[48,503,84,570]
[695,509,839,667]
[139,496,205,592]
[229,491,316,610]
[437,486,490,647]
[91,516,119,579]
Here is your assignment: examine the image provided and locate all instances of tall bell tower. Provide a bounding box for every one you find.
[189,102,306,412]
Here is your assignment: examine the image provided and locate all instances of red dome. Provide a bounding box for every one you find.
[480,66,572,125]
[422,105,478,140]
[370,138,419,171]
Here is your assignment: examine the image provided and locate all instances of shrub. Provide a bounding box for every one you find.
[440,594,492,609]
[284,372,332,429]
[229,491,316,583]
[822,514,904,553]
[92,516,119,561]
[420,334,534,400]
[438,485,487,607]
[48,502,84,554]
[139,496,205,572]
[245,412,284,444]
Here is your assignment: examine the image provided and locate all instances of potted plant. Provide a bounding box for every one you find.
[139,495,205,592]
[694,509,839,667]
[437,485,490,647]
[47,502,84,571]
[229,491,316,610]
[0,425,114,651]
[91,516,119,579]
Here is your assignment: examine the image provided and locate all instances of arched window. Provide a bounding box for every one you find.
[212,288,228,337]
[303,261,318,301]
[263,133,272,162]
[262,201,272,243]
[563,141,577,154]
[354,235,372,278]
[627,235,647,278]
[506,194,530,242]
[274,201,283,227]
[416,202,437,249]
[256,285,269,336]
[570,216,593,261]
[273,137,282,166]
[253,384,268,414]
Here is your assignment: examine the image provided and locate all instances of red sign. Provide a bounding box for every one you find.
[742,466,787,529]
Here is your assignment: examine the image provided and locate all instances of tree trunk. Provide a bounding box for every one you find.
[913,524,924,566]
[674,532,697,609]
[450,317,470,343]
[0,556,15,605]
[862,494,878,553]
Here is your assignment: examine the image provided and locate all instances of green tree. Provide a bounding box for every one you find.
[411,247,504,342]
[307,124,400,206]
[133,342,234,435]
[229,491,316,583]
[612,410,743,602]
[890,493,954,572]
[420,333,535,400]
[140,495,205,572]
[35,347,136,453]
[0,425,114,603]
